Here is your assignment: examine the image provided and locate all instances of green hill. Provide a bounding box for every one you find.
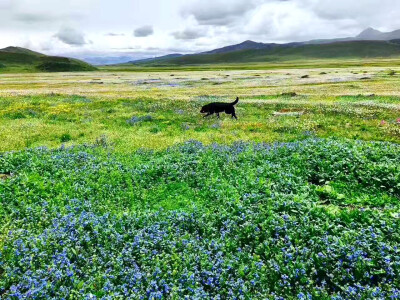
[0,46,97,72]
[133,41,400,67]
[0,46,45,57]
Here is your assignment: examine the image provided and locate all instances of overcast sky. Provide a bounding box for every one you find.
[1,0,400,62]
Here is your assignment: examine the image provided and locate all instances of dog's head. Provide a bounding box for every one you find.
[200,106,206,113]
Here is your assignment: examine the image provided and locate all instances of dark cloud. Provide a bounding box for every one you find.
[14,13,58,23]
[133,25,154,37]
[54,27,87,46]
[172,29,206,40]
[105,32,125,36]
[182,0,257,26]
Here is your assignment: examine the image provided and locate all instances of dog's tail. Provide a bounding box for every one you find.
[231,97,239,106]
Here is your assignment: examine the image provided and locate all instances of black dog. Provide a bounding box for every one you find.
[200,97,239,119]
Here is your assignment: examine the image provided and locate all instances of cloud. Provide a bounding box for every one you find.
[172,28,206,40]
[182,0,258,26]
[105,32,125,36]
[133,25,154,37]
[308,0,398,20]
[0,0,13,9]
[14,13,58,23]
[54,27,87,46]
[2,0,400,60]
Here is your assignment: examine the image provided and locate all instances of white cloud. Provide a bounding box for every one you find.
[242,1,351,41]
[0,0,13,9]
[1,0,400,62]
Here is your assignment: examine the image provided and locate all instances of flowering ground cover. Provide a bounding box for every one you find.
[1,67,400,152]
[1,138,400,299]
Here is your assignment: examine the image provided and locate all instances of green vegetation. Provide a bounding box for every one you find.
[0,67,399,152]
[1,139,400,298]
[1,60,400,298]
[0,46,96,73]
[129,41,400,67]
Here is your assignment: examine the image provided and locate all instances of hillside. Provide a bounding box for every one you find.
[130,40,400,66]
[125,27,400,67]
[0,46,97,72]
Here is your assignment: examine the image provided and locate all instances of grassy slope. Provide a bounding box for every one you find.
[0,47,97,73]
[0,46,45,56]
[131,41,400,67]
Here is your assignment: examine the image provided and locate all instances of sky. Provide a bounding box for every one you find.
[1,0,400,64]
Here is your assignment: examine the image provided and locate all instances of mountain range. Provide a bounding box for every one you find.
[126,27,400,66]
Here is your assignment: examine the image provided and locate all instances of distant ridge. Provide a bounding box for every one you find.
[127,40,400,66]
[126,27,400,66]
[128,53,183,64]
[0,46,97,72]
[356,27,400,40]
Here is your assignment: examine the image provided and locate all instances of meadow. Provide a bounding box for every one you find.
[1,66,400,152]
[1,63,400,299]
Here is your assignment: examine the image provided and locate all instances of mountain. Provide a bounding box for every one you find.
[200,40,298,54]
[126,27,400,67]
[357,27,385,40]
[128,53,183,65]
[83,56,143,66]
[0,46,97,72]
[128,40,400,66]
[307,27,400,44]
[356,27,400,40]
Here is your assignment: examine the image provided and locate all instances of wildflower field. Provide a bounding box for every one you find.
[1,64,400,299]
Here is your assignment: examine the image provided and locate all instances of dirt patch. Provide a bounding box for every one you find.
[0,173,12,180]
[281,92,297,97]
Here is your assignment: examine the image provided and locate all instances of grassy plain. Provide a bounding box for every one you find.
[1,64,400,152]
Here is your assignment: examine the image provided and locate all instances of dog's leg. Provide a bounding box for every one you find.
[216,113,220,118]
[231,108,238,119]
[203,112,212,118]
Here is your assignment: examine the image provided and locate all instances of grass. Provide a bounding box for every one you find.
[105,57,400,72]
[0,66,400,152]
[1,139,400,298]
[1,60,400,298]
